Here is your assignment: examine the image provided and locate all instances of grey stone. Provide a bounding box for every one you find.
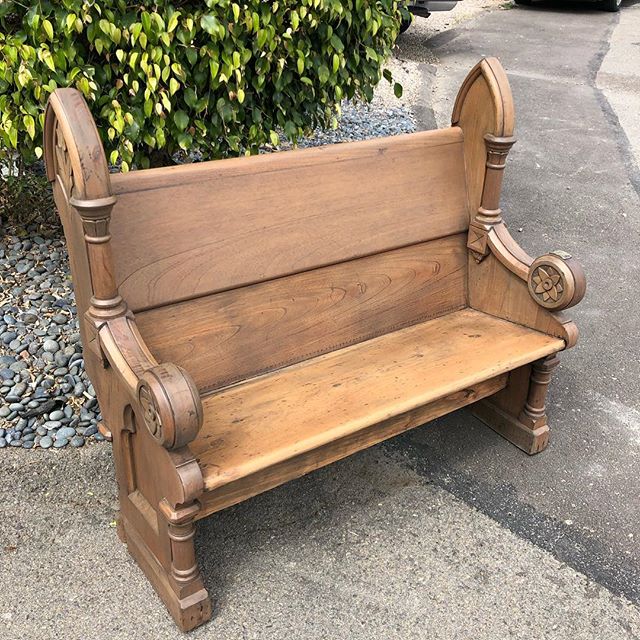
[43,339,59,353]
[70,435,85,448]
[53,437,68,448]
[39,435,53,449]
[83,424,99,438]
[57,426,76,439]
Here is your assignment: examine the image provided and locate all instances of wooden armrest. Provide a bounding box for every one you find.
[454,58,586,347]
[98,316,203,450]
[487,223,586,311]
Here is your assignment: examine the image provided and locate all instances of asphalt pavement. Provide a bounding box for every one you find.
[405,0,640,606]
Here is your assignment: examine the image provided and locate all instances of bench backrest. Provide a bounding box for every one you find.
[107,129,470,392]
[109,129,468,309]
[44,88,475,394]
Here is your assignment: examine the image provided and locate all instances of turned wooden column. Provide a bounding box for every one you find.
[159,500,202,589]
[476,134,517,224]
[468,134,517,261]
[70,194,128,321]
[519,355,560,429]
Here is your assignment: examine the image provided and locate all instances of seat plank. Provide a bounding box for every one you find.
[192,309,564,501]
[109,128,469,311]
[135,236,467,392]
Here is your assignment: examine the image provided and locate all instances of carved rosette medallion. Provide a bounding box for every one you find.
[139,383,162,443]
[531,265,563,304]
[527,253,584,311]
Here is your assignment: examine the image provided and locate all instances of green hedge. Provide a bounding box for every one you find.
[0,1,407,171]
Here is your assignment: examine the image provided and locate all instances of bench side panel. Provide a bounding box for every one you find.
[109,128,468,312]
[135,235,467,393]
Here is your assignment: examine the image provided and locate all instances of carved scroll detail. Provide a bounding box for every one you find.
[527,253,586,311]
[137,363,203,450]
[139,383,163,441]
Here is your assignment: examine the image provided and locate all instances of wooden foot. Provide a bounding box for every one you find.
[472,354,560,455]
[98,421,113,442]
[119,505,212,632]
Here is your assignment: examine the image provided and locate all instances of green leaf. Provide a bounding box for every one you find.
[167,12,180,33]
[43,19,54,41]
[237,88,245,104]
[186,48,198,66]
[209,59,220,80]
[394,82,403,99]
[201,15,220,36]
[330,35,344,53]
[318,65,330,84]
[174,110,189,131]
[23,115,36,139]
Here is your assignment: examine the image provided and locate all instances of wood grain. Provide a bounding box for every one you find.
[135,235,468,393]
[192,308,564,492]
[468,253,578,346]
[197,375,507,518]
[109,128,469,311]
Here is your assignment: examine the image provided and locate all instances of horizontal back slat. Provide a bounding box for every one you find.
[109,128,468,312]
[135,235,468,393]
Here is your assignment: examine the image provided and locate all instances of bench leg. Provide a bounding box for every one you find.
[472,354,560,454]
[109,407,212,631]
[118,501,211,632]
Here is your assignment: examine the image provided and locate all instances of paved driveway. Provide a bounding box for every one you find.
[398,0,640,607]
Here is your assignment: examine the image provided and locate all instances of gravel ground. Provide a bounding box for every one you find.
[0,229,105,451]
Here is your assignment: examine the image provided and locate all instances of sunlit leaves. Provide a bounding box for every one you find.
[0,0,407,170]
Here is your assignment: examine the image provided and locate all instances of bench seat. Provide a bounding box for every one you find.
[192,309,563,515]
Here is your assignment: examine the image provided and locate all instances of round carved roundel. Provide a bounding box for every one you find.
[531,265,564,303]
[139,383,162,441]
[527,254,579,311]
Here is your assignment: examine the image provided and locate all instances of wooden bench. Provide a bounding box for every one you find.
[44,58,585,631]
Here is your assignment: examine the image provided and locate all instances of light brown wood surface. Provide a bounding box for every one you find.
[136,236,468,392]
[192,308,564,492]
[197,375,506,518]
[109,128,468,311]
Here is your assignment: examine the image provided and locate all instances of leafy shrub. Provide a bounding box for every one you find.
[0,164,57,229]
[0,0,407,170]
